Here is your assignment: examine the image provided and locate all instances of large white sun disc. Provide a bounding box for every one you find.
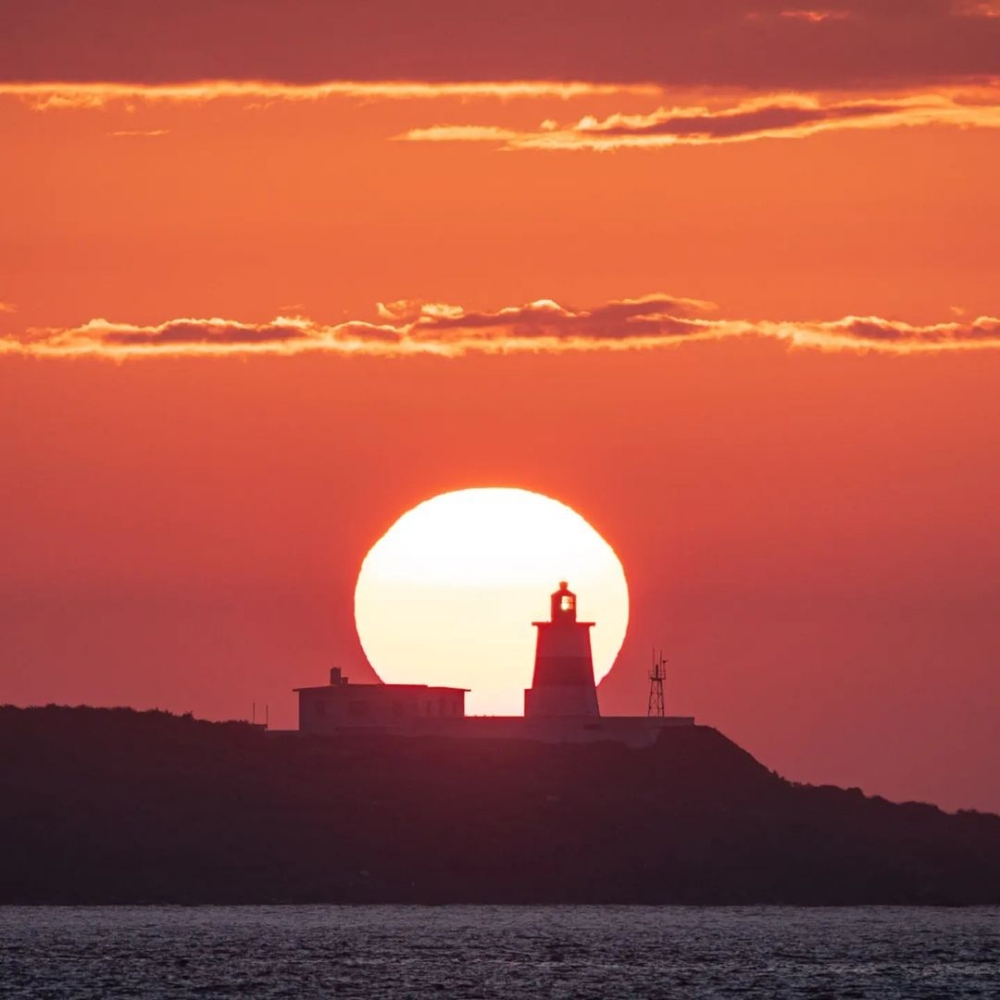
[354,488,629,716]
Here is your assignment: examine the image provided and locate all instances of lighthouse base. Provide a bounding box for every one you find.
[524,684,600,717]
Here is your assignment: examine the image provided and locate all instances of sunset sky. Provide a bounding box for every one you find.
[3,1,999,812]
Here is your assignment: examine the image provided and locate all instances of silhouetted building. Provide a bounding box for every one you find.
[291,585,695,744]
[525,582,600,717]
[296,667,466,735]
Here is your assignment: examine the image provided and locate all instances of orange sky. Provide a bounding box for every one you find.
[3,1,1000,812]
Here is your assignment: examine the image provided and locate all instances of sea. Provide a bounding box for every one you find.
[0,906,997,999]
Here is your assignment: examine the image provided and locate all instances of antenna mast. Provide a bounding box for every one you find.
[647,649,667,717]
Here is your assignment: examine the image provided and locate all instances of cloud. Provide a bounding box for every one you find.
[18,80,997,152]
[778,10,853,22]
[953,1,1000,16]
[0,302,16,314]
[745,9,854,23]
[4,1,1000,92]
[3,297,1000,360]
[401,91,1000,149]
[3,80,657,112]
[4,315,406,358]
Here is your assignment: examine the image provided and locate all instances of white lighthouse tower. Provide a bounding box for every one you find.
[524,582,600,717]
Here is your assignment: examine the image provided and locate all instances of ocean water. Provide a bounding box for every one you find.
[0,906,997,999]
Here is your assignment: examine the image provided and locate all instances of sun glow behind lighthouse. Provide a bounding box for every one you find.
[354,488,629,715]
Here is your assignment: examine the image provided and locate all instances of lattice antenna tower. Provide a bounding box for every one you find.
[647,649,667,718]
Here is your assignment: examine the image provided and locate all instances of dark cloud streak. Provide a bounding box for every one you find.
[402,93,1000,149]
[597,102,899,138]
[4,297,1000,359]
[4,0,1000,91]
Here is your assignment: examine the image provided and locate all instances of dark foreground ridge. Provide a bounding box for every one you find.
[2,705,999,905]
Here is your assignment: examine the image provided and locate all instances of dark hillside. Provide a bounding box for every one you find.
[1,706,998,904]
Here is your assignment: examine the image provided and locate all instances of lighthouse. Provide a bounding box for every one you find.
[524,582,600,717]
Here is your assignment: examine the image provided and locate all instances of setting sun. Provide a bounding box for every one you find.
[354,488,629,715]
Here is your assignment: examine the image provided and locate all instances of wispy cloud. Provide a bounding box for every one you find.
[2,80,659,111]
[779,9,852,22]
[107,129,170,138]
[3,297,999,360]
[401,90,1000,149]
[0,302,16,314]
[12,79,1000,153]
[953,1,1000,17]
[745,9,854,23]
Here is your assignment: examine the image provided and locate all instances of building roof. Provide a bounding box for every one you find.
[293,683,470,694]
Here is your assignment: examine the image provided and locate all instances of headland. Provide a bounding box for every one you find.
[2,704,999,905]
